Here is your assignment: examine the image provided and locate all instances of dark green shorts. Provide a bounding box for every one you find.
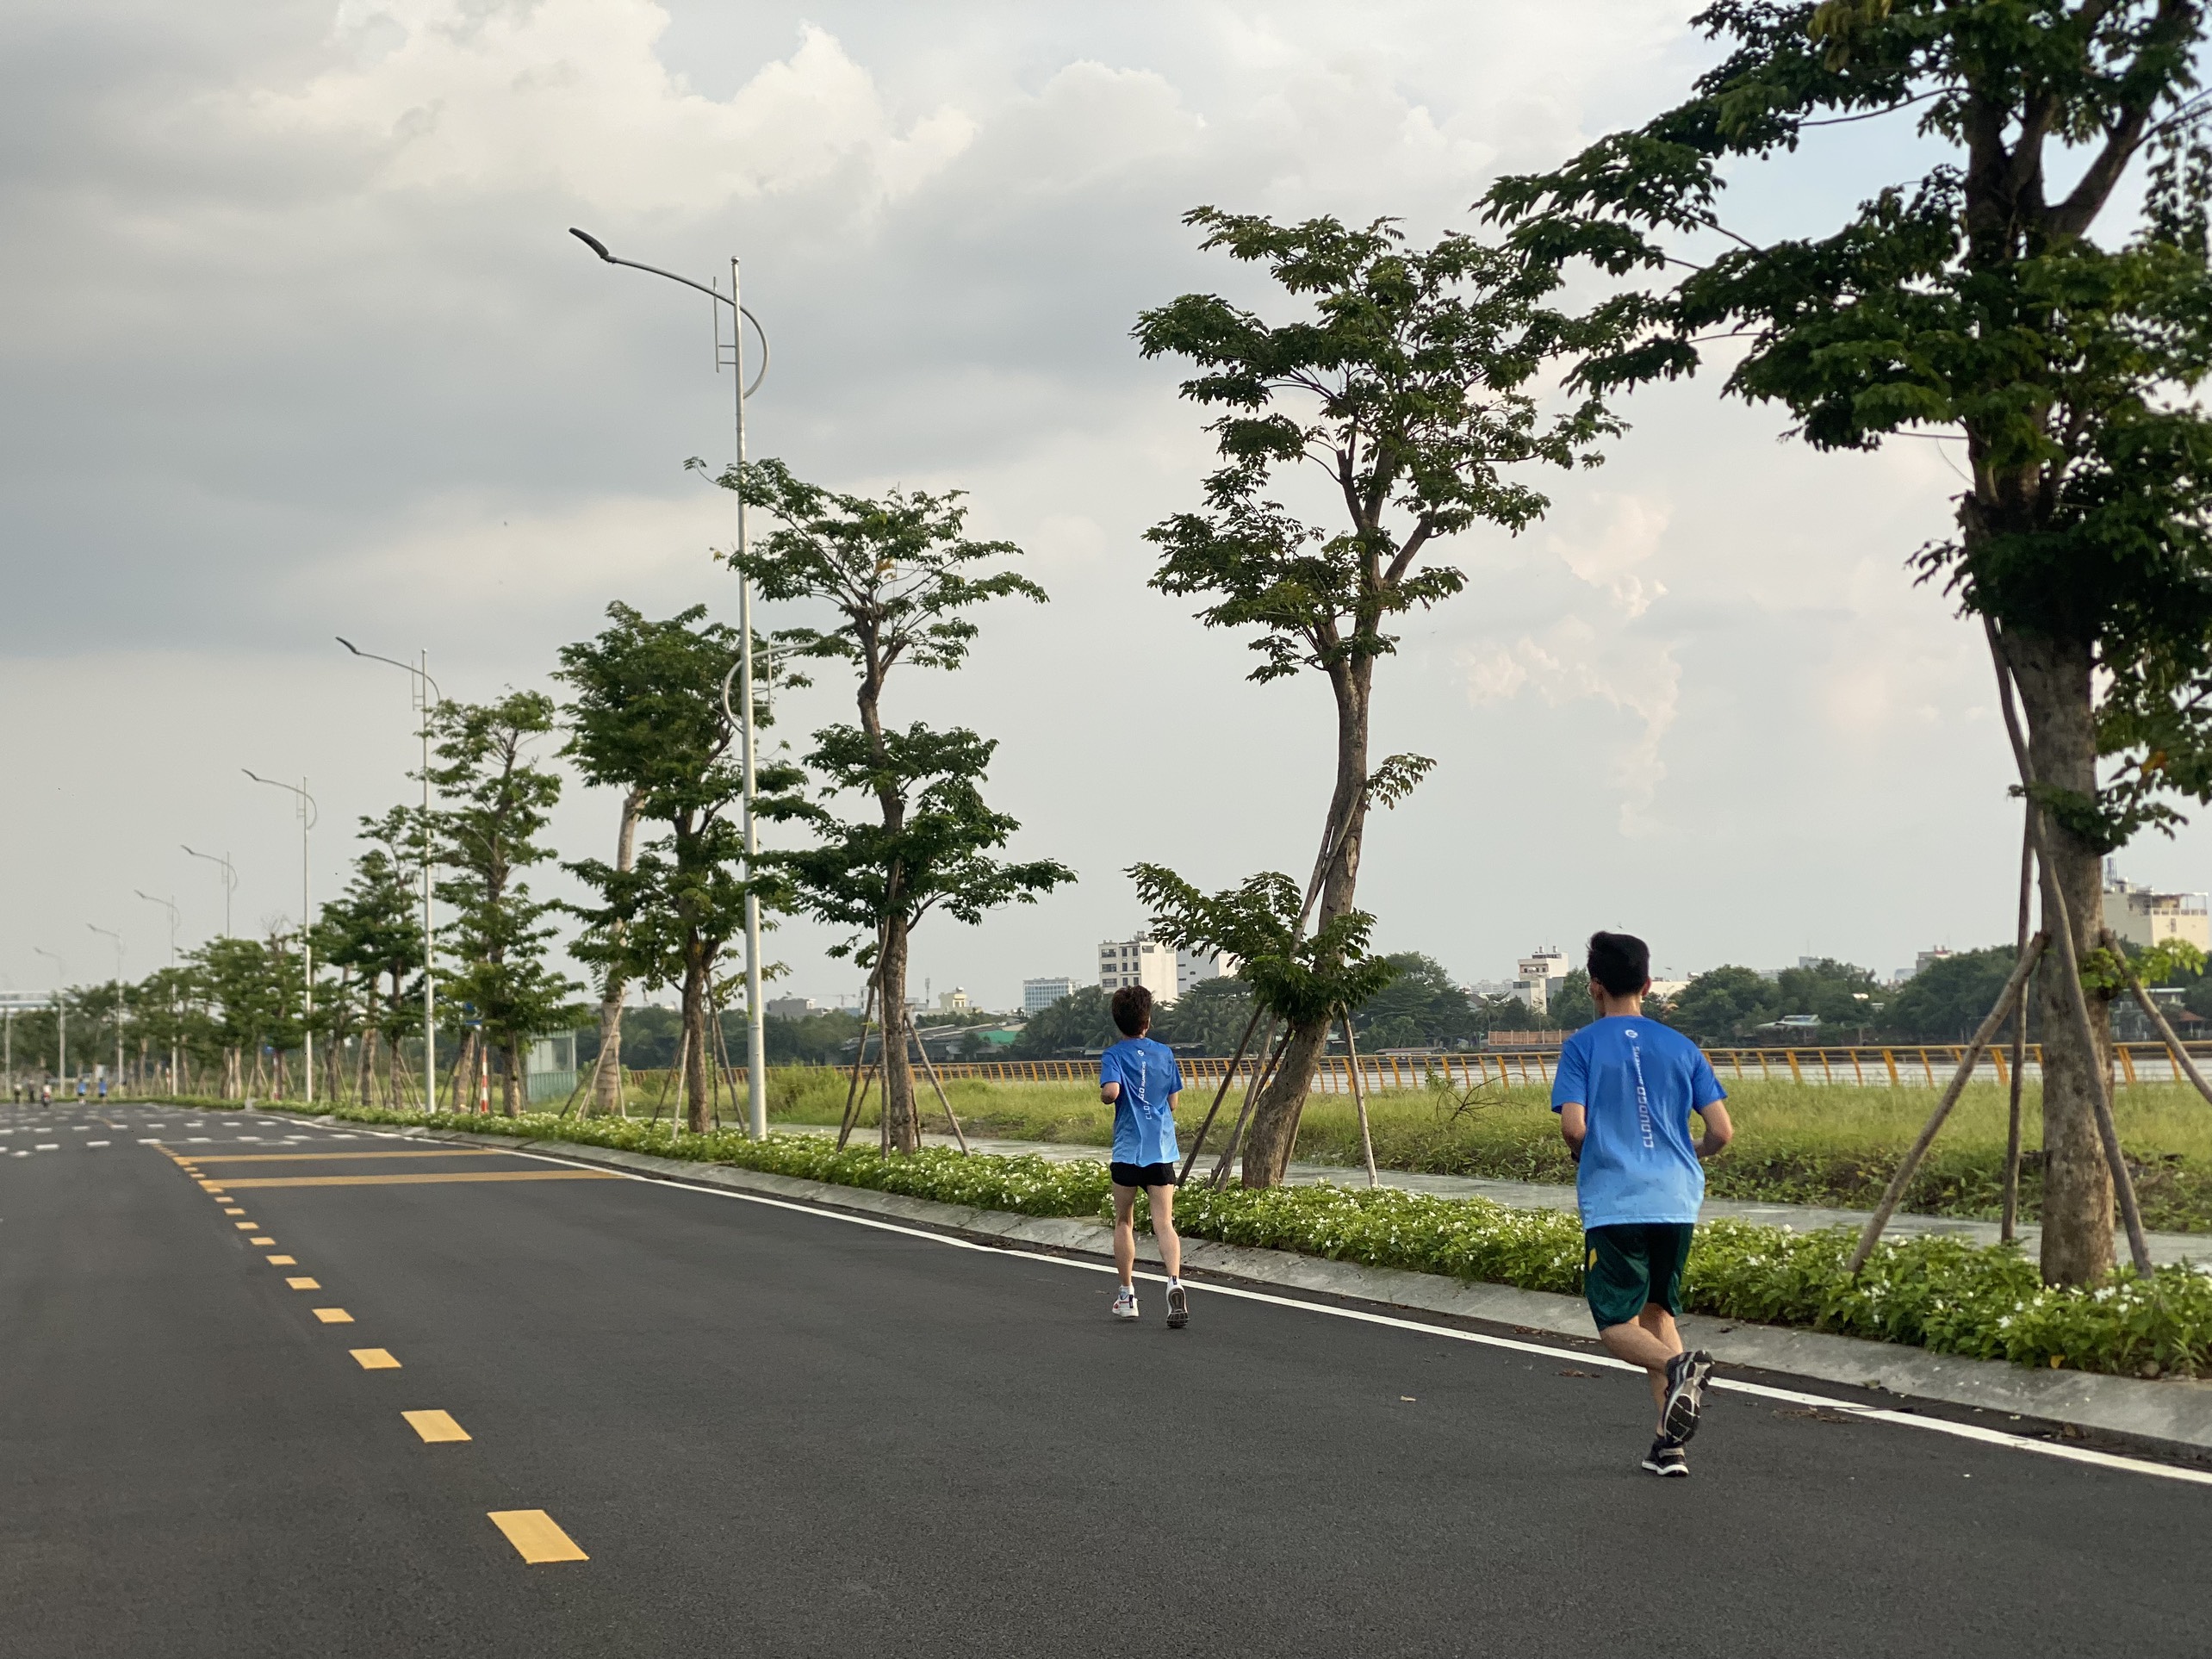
[1582,1223,1694,1331]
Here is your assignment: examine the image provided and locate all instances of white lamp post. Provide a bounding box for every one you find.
[338,638,444,1114]
[244,772,318,1105]
[181,846,238,938]
[570,226,772,1140]
[32,947,65,1092]
[134,891,182,1097]
[87,924,123,1098]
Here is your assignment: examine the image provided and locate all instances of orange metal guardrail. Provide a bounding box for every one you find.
[904,1042,2212,1090]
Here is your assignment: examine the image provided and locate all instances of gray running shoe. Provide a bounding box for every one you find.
[1166,1283,1190,1328]
[1661,1349,1716,1443]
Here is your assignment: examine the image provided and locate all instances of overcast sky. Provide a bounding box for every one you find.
[4,0,2202,1010]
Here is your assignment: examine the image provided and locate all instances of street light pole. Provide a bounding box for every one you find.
[245,771,318,1106]
[182,846,238,938]
[87,925,123,1097]
[135,891,181,1097]
[338,637,444,1114]
[571,226,773,1140]
[32,947,65,1092]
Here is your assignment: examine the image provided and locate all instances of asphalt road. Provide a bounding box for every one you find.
[3,1101,2209,1659]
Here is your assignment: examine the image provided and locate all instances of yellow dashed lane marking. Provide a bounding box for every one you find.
[250,1236,276,1246]
[313,1308,354,1324]
[351,1348,401,1370]
[222,1207,245,1215]
[210,1171,625,1190]
[403,1410,470,1444]
[183,1150,520,1164]
[233,1221,258,1230]
[488,1510,587,1564]
[285,1277,320,1289]
[265,1254,297,1265]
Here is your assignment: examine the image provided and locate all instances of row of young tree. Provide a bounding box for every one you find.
[25,6,2211,1296]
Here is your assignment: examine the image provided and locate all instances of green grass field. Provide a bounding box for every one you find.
[737,1067,2212,1232]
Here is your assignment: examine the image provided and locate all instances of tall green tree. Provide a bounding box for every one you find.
[1351,952,1482,1049]
[726,459,1076,1153]
[1487,0,2212,1282]
[558,603,798,1132]
[318,809,426,1107]
[426,692,578,1115]
[1133,208,1619,1184]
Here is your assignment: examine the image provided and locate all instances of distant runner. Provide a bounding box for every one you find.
[1553,931,1734,1476]
[1098,985,1190,1328]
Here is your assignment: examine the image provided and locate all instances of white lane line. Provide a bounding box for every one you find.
[553,1157,2212,1493]
[34,1143,58,1151]
[88,1140,109,1147]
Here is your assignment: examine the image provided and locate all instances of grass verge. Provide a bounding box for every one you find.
[228,1097,2212,1380]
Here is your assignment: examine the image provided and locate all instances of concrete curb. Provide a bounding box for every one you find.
[322,1115,2212,1457]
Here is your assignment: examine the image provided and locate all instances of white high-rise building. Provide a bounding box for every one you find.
[2103,866,2211,952]
[1022,976,1081,1016]
[1176,947,1236,997]
[1098,936,1180,1003]
[1513,948,1569,1015]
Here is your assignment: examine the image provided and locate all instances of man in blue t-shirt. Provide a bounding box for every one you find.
[1552,930,1733,1477]
[1098,984,1190,1328]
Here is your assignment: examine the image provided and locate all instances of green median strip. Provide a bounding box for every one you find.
[245,1100,2212,1382]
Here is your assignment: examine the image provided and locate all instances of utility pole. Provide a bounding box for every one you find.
[572,226,774,1139]
[182,845,238,938]
[88,925,123,1098]
[33,948,65,1094]
[245,772,318,1105]
[136,891,182,1097]
[337,639,443,1115]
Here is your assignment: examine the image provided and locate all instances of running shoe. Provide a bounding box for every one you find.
[1641,1438,1689,1477]
[1661,1349,1716,1444]
[1166,1283,1190,1329]
[1111,1286,1140,1321]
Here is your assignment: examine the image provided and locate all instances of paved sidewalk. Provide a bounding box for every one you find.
[786,1122,2212,1268]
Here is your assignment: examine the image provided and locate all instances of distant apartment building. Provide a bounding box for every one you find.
[1022,976,1081,1015]
[1177,947,1234,997]
[1513,948,1570,1014]
[938,987,972,1014]
[1099,936,1180,1003]
[767,996,822,1021]
[2103,865,2212,952]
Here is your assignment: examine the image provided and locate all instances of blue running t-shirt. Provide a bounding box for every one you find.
[1550,1016,1724,1228]
[1100,1036,1183,1166]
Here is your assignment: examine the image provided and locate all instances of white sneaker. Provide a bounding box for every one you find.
[1111,1286,1140,1320]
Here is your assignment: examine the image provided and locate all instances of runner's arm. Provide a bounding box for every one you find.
[1557,1101,1586,1162]
[1694,1100,1732,1158]
[1101,1081,1120,1103]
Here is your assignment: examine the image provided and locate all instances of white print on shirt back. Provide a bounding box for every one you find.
[1625,1028,1656,1150]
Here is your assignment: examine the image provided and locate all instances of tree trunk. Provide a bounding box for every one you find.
[2005,626,2116,1285]
[680,943,712,1134]
[500,1034,523,1116]
[879,916,920,1153]
[591,789,643,1118]
[1240,659,1373,1186]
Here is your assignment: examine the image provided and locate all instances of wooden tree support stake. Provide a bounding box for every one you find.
[2107,929,2212,1109]
[1849,933,2047,1274]
[1211,1016,1285,1190]
[1339,1012,1379,1189]
[905,1008,970,1153]
[1988,621,2155,1277]
[836,981,879,1152]
[1177,1003,1264,1186]
[2003,809,2034,1244]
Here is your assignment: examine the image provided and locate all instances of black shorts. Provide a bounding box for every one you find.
[1582,1223,1694,1330]
[1110,1161,1178,1190]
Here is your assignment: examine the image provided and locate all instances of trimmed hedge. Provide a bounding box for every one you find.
[246,1101,2212,1380]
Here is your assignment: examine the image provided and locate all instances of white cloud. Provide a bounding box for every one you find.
[247,6,974,214]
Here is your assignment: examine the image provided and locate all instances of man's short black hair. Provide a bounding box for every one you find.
[1587,931,1650,997]
[1110,984,1154,1036]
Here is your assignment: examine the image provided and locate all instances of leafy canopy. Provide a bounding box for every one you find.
[1485,0,2212,848]
[1134,208,1622,687]
[1129,863,1398,1029]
